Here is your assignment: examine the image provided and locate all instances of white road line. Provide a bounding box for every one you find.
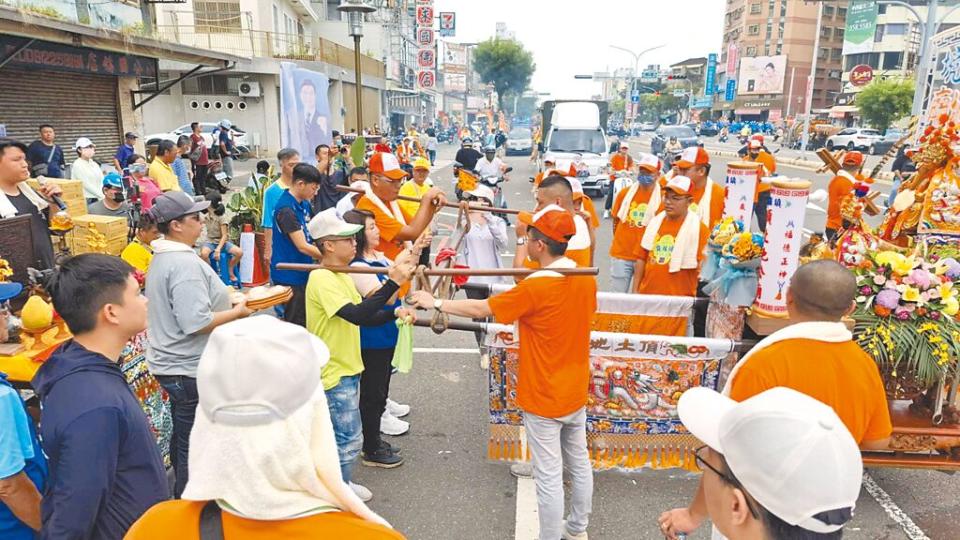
[515,477,540,540]
[412,347,480,354]
[862,473,930,540]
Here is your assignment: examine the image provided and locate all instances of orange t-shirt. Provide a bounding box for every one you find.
[746,151,777,199]
[578,197,600,229]
[826,174,854,230]
[610,186,655,261]
[729,339,893,444]
[356,196,405,260]
[633,216,709,296]
[610,153,633,171]
[488,272,598,418]
[124,501,406,540]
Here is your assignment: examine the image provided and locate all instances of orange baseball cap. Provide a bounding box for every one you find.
[664,175,693,196]
[518,204,577,243]
[841,151,864,166]
[674,147,710,168]
[567,177,585,200]
[637,152,660,173]
[368,152,408,180]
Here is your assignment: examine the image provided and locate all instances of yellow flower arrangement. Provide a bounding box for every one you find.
[0,257,11,282]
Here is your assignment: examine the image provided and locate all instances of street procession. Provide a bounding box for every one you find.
[5,0,960,539]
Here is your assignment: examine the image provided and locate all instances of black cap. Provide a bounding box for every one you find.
[148,192,210,223]
[124,132,139,140]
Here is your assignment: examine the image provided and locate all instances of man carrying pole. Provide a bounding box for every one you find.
[409,205,597,540]
[516,176,594,269]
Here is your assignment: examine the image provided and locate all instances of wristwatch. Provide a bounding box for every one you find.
[516,237,526,246]
[433,299,444,311]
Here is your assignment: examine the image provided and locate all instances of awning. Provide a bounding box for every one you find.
[828,105,859,118]
[0,6,239,67]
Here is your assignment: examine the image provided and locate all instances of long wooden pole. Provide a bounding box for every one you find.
[276,263,599,276]
[335,185,522,215]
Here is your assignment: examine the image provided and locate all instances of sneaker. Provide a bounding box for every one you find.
[349,481,372,502]
[510,462,533,479]
[380,411,410,436]
[386,398,410,418]
[602,210,610,219]
[378,439,401,455]
[561,521,588,540]
[362,445,404,468]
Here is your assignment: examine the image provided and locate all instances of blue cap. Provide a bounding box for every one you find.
[103,172,124,189]
[0,282,22,302]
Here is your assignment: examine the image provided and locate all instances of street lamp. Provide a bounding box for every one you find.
[338,0,376,133]
[610,43,666,123]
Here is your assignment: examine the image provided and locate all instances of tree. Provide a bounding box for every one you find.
[472,39,536,113]
[638,93,684,122]
[857,78,914,132]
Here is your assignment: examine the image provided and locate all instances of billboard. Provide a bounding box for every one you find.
[705,53,717,96]
[737,55,787,95]
[843,0,879,55]
[444,72,466,92]
[443,42,468,68]
[280,62,331,164]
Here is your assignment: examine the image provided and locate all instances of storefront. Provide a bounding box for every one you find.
[733,96,784,122]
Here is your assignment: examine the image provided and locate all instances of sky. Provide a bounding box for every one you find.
[433,0,726,100]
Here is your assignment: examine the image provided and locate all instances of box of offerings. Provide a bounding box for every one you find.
[70,214,128,255]
[25,178,88,219]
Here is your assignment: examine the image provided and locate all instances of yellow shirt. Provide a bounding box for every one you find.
[121,239,153,273]
[148,159,181,192]
[397,178,433,218]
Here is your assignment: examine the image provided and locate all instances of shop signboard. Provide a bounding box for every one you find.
[843,0,879,55]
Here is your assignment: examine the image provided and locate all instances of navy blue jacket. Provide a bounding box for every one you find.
[31,340,168,539]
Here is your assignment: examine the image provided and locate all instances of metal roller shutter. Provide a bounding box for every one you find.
[0,67,120,151]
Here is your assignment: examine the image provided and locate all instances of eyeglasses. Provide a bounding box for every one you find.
[177,213,202,223]
[694,446,759,519]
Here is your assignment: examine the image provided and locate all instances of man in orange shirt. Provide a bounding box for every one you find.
[631,175,709,298]
[673,146,725,230]
[355,152,445,261]
[609,153,662,292]
[744,138,777,232]
[604,142,635,218]
[410,205,598,540]
[517,176,594,269]
[532,157,556,190]
[658,260,892,539]
[826,151,863,241]
[126,317,403,540]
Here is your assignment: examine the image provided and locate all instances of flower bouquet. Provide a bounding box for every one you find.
[702,217,743,282]
[704,232,764,307]
[853,250,960,397]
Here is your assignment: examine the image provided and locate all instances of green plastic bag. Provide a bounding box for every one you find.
[392,318,414,373]
[351,136,367,168]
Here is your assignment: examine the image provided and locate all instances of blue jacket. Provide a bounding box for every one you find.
[31,340,168,540]
[270,190,314,286]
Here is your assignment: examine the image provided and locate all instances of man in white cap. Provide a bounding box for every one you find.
[604,141,634,218]
[631,175,709,301]
[659,386,863,540]
[125,317,404,539]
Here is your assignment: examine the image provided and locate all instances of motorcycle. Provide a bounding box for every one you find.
[233,144,253,162]
[205,158,232,194]
[610,170,636,198]
[718,132,729,143]
[479,166,513,222]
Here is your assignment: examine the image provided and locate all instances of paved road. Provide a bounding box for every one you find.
[343,143,959,540]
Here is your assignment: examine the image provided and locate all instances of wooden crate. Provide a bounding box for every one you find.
[72,235,127,256]
[25,178,87,218]
[68,214,128,256]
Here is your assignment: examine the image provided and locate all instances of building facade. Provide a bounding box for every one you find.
[716,0,847,122]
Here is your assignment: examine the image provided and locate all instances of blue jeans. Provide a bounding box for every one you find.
[610,257,635,293]
[428,149,437,164]
[326,375,362,483]
[155,375,199,498]
[888,177,902,208]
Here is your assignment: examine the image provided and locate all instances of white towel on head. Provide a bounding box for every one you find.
[0,181,48,219]
[721,321,852,396]
[639,210,701,273]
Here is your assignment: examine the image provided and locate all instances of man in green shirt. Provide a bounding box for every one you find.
[304,208,415,503]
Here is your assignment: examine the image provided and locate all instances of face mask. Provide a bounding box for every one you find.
[111,191,125,203]
[80,147,95,159]
[130,163,146,174]
[637,173,655,185]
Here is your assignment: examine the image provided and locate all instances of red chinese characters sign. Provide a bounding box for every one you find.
[849,64,873,87]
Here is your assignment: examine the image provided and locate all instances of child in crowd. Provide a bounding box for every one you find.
[121,213,160,275]
[199,192,243,287]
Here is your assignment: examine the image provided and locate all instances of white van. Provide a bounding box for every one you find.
[540,100,611,197]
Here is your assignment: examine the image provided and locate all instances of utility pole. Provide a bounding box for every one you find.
[800,1,824,157]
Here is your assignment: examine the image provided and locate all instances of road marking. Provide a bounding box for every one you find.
[862,473,930,540]
[412,347,480,354]
[515,477,539,540]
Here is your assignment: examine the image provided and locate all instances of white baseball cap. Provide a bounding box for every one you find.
[678,387,863,534]
[197,317,330,426]
[74,137,94,150]
[308,207,363,240]
[664,175,693,196]
[636,152,660,173]
[464,184,495,203]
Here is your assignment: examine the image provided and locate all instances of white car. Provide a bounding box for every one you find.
[144,122,250,149]
[826,128,883,151]
[505,127,533,155]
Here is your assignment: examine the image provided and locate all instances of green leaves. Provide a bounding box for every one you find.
[472,39,536,112]
[856,78,914,133]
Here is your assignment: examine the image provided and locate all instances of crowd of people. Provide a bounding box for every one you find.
[0,113,898,540]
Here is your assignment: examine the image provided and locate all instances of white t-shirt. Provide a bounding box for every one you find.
[475,157,504,177]
[72,157,105,200]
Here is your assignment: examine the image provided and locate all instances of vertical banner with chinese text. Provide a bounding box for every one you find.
[754,180,811,316]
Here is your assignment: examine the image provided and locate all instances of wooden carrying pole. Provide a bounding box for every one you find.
[335,185,522,215]
[276,263,599,276]
[814,148,881,216]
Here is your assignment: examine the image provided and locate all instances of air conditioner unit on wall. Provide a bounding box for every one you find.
[239,81,261,98]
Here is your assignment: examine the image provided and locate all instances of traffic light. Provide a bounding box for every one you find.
[667,74,688,80]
